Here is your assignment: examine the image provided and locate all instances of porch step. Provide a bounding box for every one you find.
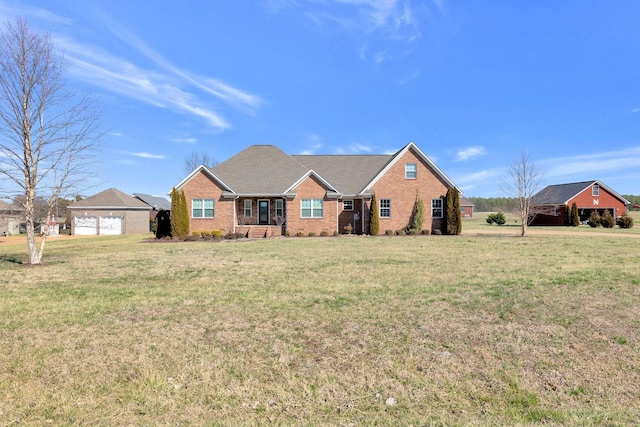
[248,227,267,239]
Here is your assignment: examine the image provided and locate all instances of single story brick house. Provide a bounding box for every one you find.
[173,142,459,236]
[530,180,630,226]
[68,188,152,235]
[460,197,475,218]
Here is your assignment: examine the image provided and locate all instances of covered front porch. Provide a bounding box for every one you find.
[234,197,287,236]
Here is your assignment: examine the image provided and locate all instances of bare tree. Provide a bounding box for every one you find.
[502,150,545,237]
[0,18,101,264]
[184,151,218,175]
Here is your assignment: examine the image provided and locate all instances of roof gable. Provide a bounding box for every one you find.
[362,142,458,193]
[69,188,151,209]
[292,154,391,195]
[534,180,631,205]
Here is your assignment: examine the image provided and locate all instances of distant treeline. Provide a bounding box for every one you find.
[466,197,519,213]
[468,195,640,212]
[623,195,640,207]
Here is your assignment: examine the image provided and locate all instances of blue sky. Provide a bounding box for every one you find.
[2,0,640,198]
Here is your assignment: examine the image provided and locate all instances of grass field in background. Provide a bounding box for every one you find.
[1,223,639,425]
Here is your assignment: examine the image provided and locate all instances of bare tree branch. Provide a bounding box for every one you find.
[501,150,545,237]
[0,18,102,264]
[184,151,218,175]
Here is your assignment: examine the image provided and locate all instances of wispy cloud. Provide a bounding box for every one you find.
[542,147,640,179]
[333,143,374,154]
[127,152,167,159]
[455,146,487,161]
[17,5,263,132]
[170,137,198,144]
[271,0,442,62]
[632,107,640,113]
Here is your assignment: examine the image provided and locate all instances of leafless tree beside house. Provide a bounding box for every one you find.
[502,150,546,237]
[0,18,101,264]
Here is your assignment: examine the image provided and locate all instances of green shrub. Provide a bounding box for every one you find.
[320,230,329,237]
[296,231,305,237]
[369,192,379,235]
[192,231,200,237]
[154,209,171,239]
[211,230,223,238]
[445,188,462,235]
[432,229,442,235]
[308,232,316,237]
[486,212,506,225]
[225,232,237,239]
[571,204,580,226]
[588,211,601,227]
[285,230,290,236]
[333,230,339,236]
[395,229,406,236]
[408,228,420,235]
[600,210,615,228]
[406,195,424,234]
[343,224,353,234]
[617,213,634,229]
[170,188,189,239]
[385,230,394,236]
[422,229,430,235]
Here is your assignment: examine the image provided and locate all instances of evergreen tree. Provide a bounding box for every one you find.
[369,192,379,235]
[406,193,424,233]
[564,204,571,225]
[170,188,190,239]
[570,202,580,227]
[445,188,462,235]
[154,208,171,238]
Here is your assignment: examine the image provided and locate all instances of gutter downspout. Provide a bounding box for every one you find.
[233,196,238,233]
[336,199,339,234]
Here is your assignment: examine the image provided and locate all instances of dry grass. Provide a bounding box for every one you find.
[1,231,639,425]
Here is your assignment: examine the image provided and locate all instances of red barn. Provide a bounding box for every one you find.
[530,180,630,226]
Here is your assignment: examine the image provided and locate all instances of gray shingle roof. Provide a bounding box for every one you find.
[210,145,310,195]
[533,181,597,204]
[133,193,171,211]
[533,180,631,206]
[292,154,392,195]
[69,188,151,209]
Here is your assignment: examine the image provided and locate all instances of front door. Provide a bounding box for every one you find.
[259,200,269,225]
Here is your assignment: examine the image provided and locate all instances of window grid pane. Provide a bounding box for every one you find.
[431,199,443,218]
[380,199,391,218]
[275,200,283,217]
[405,163,417,179]
[192,199,203,218]
[204,199,214,218]
[244,200,252,217]
[301,199,323,218]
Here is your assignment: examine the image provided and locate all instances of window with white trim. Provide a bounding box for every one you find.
[301,199,323,218]
[275,199,284,218]
[405,163,417,179]
[592,184,600,196]
[343,200,353,211]
[431,199,443,218]
[192,199,214,218]
[244,199,252,217]
[379,199,391,218]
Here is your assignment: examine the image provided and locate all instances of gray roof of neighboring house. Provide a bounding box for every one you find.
[210,145,310,195]
[133,193,171,211]
[68,188,151,210]
[533,180,631,205]
[292,154,392,195]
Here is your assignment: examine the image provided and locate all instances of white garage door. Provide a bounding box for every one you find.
[74,216,97,235]
[99,216,122,235]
